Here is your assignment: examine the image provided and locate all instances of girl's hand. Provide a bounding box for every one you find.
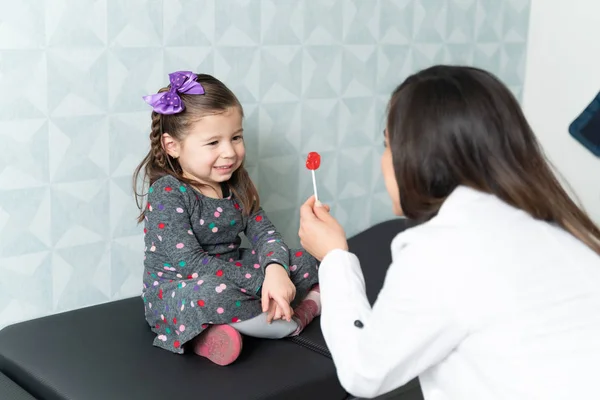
[266,300,288,322]
[299,196,348,261]
[261,264,296,323]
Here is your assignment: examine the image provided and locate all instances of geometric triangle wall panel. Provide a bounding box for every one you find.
[0,0,532,328]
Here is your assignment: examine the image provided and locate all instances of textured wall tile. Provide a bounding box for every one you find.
[50,179,110,247]
[0,119,49,189]
[52,242,111,311]
[377,44,412,94]
[0,51,47,120]
[214,46,261,102]
[48,116,109,182]
[0,0,532,327]
[0,187,51,257]
[47,49,108,116]
[258,103,302,159]
[46,0,107,48]
[0,252,53,326]
[164,47,215,76]
[215,0,261,46]
[338,97,379,149]
[107,0,162,47]
[342,0,379,44]
[108,47,164,112]
[341,45,378,98]
[241,103,260,169]
[163,0,215,46]
[109,112,152,239]
[304,0,344,45]
[261,0,303,45]
[0,0,46,49]
[380,0,414,44]
[260,46,303,102]
[302,45,343,98]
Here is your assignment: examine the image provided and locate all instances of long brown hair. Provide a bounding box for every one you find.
[387,65,600,255]
[133,73,259,223]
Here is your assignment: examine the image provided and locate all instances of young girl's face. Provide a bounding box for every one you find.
[164,107,245,192]
[382,130,403,216]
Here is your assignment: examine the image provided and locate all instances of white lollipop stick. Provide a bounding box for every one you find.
[311,169,319,203]
[306,152,321,204]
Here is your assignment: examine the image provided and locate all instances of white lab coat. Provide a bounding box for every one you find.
[319,186,600,400]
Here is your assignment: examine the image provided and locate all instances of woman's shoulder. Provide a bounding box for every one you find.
[389,218,462,263]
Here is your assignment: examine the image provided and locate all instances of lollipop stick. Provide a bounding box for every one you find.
[311,169,319,203]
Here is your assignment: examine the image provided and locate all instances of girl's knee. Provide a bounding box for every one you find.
[231,312,298,339]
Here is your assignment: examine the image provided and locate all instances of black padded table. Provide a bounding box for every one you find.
[0,218,423,400]
[0,371,36,400]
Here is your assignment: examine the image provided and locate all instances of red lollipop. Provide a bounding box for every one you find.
[306,152,321,170]
[305,152,321,202]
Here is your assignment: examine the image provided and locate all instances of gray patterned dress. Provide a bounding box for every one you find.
[141,175,319,353]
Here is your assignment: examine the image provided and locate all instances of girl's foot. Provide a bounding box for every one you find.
[192,324,243,366]
[290,285,321,336]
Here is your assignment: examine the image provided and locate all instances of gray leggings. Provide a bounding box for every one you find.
[230,312,297,339]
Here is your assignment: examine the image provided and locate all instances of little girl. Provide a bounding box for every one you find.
[133,71,321,365]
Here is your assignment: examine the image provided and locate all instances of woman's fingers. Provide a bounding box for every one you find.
[313,202,337,223]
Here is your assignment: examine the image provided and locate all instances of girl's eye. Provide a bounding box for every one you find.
[208,141,218,146]
[233,135,243,141]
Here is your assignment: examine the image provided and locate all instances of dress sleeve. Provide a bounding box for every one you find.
[244,207,291,273]
[145,178,235,276]
[317,241,467,399]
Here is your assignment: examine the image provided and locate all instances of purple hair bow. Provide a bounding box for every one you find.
[143,71,205,115]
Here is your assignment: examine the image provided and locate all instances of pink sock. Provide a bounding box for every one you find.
[290,284,321,336]
[192,325,243,366]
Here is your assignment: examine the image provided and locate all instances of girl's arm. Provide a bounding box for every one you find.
[318,240,467,399]
[145,177,237,277]
[244,208,291,274]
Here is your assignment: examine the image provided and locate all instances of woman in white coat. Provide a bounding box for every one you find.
[298,65,600,400]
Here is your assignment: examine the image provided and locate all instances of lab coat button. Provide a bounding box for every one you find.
[354,320,364,328]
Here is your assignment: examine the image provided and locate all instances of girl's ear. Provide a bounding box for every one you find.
[162,133,180,158]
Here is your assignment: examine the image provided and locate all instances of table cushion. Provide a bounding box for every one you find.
[0,371,36,400]
[0,218,422,400]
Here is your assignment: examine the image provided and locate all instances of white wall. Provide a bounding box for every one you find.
[522,0,600,223]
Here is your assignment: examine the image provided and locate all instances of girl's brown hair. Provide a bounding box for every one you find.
[387,65,600,255]
[133,73,259,223]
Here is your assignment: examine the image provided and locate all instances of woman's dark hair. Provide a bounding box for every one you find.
[387,65,600,255]
[133,73,259,223]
